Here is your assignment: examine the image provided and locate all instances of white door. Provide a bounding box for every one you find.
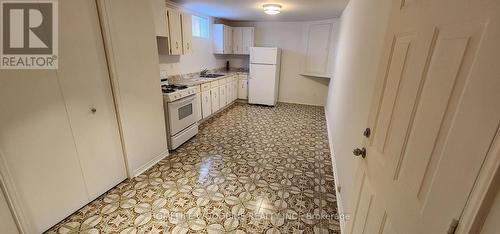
[248,64,277,105]
[0,0,126,232]
[219,85,227,107]
[58,0,127,200]
[167,8,182,55]
[349,0,500,233]
[211,88,220,113]
[201,91,212,119]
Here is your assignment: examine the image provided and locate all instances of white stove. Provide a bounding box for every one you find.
[161,82,198,150]
[161,84,197,102]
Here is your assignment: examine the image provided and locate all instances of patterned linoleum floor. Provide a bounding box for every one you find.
[47,102,340,234]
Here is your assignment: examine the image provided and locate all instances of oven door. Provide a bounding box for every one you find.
[167,94,197,136]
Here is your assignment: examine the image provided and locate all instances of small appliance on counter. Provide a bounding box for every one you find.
[249,47,281,106]
[161,80,198,150]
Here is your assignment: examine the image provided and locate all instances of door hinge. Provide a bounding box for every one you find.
[447,218,459,234]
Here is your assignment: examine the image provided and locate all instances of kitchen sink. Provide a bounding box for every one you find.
[200,74,225,78]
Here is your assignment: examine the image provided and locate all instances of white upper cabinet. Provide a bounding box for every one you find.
[167,8,182,55]
[151,0,169,37]
[232,27,242,54]
[181,13,192,54]
[223,25,233,54]
[213,24,233,54]
[215,25,254,55]
[302,22,333,78]
[241,27,255,55]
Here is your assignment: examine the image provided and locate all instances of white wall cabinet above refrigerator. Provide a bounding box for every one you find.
[214,25,254,55]
[233,27,254,55]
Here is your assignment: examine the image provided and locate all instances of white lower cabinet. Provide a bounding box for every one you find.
[238,79,248,99]
[226,83,232,104]
[194,92,202,121]
[231,80,237,101]
[211,88,220,113]
[201,90,212,118]
[219,84,227,107]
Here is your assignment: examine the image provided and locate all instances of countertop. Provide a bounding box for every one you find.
[168,70,248,87]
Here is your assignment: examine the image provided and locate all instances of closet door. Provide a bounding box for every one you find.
[0,0,126,232]
[58,0,127,200]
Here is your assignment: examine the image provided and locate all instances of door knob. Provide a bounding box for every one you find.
[363,128,371,138]
[353,147,366,158]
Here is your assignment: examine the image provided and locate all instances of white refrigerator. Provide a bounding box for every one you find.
[249,47,281,106]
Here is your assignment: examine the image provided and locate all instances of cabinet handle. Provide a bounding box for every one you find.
[187,43,190,49]
[90,107,97,114]
[176,42,179,49]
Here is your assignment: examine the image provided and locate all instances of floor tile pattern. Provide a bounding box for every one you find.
[47,102,340,234]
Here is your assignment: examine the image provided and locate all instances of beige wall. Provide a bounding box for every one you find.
[324,0,392,230]
[481,185,500,234]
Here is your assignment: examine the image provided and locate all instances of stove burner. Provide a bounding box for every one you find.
[161,84,189,93]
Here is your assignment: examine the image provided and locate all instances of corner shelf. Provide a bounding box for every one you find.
[300,73,331,79]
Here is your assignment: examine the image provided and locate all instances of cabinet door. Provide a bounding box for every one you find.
[226,82,233,104]
[194,92,202,121]
[201,91,211,119]
[201,91,212,119]
[304,23,332,75]
[213,24,224,54]
[233,81,238,101]
[238,79,248,99]
[181,13,192,54]
[226,82,232,104]
[232,28,242,54]
[242,27,254,55]
[219,85,227,107]
[167,8,182,55]
[151,0,168,37]
[211,88,220,112]
[224,25,233,54]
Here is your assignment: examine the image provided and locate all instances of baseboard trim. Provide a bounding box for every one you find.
[132,149,169,178]
[324,109,347,233]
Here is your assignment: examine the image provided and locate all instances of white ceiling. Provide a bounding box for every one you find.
[171,0,349,22]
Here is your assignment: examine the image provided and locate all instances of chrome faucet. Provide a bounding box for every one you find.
[200,68,209,76]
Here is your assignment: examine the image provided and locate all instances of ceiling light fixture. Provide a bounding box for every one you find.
[263,4,281,15]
